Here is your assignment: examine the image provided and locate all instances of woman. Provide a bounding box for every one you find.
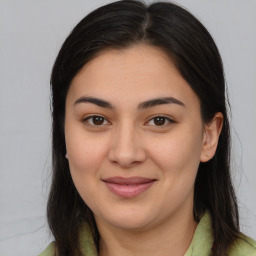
[40,0,256,255]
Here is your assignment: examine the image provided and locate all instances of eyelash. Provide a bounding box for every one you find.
[146,115,175,127]
[82,115,175,128]
[82,115,110,128]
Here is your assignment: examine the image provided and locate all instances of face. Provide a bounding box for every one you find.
[65,45,208,231]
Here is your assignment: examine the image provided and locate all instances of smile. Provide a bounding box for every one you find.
[102,176,156,198]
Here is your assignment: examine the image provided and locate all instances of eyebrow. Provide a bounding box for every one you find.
[74,96,185,109]
[138,97,185,109]
[74,97,113,108]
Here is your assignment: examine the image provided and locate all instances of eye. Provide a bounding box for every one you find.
[146,116,174,127]
[83,115,110,127]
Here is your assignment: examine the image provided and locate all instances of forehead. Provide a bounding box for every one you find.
[75,44,176,84]
[68,44,200,110]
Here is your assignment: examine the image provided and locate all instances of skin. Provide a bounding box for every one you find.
[65,44,223,256]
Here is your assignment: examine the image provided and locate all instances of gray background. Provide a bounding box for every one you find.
[0,0,255,255]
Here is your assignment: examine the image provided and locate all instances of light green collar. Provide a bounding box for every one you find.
[40,211,256,256]
[81,211,214,256]
[80,223,98,256]
[184,211,214,256]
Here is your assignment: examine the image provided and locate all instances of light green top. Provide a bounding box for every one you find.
[39,212,256,256]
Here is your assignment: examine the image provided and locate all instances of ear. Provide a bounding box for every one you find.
[200,112,223,162]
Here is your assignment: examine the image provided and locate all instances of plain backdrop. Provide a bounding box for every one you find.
[0,0,255,255]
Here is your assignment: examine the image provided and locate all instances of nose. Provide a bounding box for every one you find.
[107,123,147,168]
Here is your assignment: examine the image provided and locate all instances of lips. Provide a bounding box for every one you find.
[102,176,156,198]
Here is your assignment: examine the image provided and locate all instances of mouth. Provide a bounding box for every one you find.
[102,176,156,198]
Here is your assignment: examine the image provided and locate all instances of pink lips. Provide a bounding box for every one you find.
[103,176,156,198]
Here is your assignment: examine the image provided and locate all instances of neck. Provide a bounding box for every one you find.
[97,210,197,256]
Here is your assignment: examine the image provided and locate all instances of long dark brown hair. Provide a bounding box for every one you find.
[48,1,239,255]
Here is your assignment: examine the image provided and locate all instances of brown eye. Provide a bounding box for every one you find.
[146,116,174,127]
[84,115,109,126]
[92,116,104,125]
[153,117,166,126]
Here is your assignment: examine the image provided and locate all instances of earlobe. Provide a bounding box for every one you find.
[200,112,223,162]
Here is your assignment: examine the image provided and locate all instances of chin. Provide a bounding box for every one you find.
[96,209,158,231]
[111,219,152,231]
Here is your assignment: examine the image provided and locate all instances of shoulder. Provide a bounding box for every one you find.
[229,233,256,256]
[37,223,97,256]
[38,242,55,256]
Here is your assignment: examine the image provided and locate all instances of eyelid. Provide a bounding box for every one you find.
[82,114,111,127]
[145,115,175,127]
[81,114,175,128]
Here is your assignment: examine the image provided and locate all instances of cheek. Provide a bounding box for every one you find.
[147,126,203,177]
[146,128,203,211]
[65,126,109,177]
[65,132,110,209]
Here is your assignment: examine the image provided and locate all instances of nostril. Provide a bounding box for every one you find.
[107,128,147,166]
[108,146,147,168]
